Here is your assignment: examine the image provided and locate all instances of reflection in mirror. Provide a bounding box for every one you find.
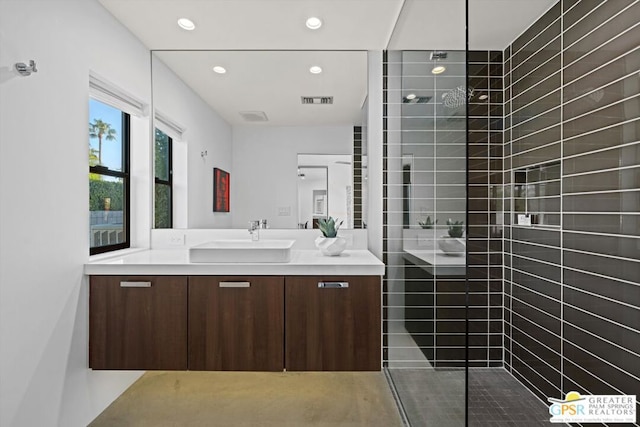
[154,128,172,229]
[297,154,353,229]
[151,50,368,229]
[396,51,467,231]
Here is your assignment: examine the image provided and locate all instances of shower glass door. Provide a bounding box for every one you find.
[383,49,468,426]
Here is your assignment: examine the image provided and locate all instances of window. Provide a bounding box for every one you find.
[154,128,172,228]
[89,98,130,254]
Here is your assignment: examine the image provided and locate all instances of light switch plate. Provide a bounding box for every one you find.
[417,236,431,247]
[278,206,291,216]
[169,233,185,245]
[340,233,354,247]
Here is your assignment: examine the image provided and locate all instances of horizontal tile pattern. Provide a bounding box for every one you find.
[563,213,640,236]
[506,0,640,416]
[383,50,474,369]
[504,0,640,422]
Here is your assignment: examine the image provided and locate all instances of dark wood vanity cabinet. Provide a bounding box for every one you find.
[188,276,284,371]
[89,275,188,370]
[285,276,381,371]
[90,274,380,371]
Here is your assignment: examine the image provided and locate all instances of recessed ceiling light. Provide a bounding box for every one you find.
[177,18,195,31]
[405,93,417,100]
[212,66,226,74]
[306,17,322,30]
[309,66,322,74]
[478,94,489,100]
[432,65,446,75]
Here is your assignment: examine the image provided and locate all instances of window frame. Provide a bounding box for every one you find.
[154,129,173,228]
[89,109,131,255]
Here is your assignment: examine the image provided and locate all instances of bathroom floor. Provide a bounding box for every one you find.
[89,371,404,427]
[387,367,551,426]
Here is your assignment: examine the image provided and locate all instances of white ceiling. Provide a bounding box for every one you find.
[99,0,558,51]
[154,51,367,126]
[98,0,404,50]
[99,0,558,126]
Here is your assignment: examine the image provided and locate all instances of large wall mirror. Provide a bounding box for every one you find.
[151,50,368,230]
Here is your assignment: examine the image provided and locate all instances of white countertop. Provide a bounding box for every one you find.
[85,249,385,276]
[403,249,465,276]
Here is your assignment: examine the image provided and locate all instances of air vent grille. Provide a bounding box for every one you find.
[239,111,268,122]
[403,96,432,104]
[301,96,333,105]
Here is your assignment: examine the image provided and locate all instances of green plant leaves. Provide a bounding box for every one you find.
[418,215,437,229]
[446,218,464,238]
[318,216,343,237]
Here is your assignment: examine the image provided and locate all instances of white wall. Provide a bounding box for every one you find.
[0,1,153,426]
[231,125,353,229]
[152,57,233,229]
[367,51,384,259]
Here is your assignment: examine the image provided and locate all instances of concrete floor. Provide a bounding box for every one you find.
[90,371,405,427]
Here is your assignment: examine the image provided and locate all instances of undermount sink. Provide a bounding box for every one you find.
[189,239,295,263]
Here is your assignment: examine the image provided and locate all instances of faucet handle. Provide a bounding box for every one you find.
[248,220,261,240]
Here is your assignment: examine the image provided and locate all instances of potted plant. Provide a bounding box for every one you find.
[438,218,465,256]
[315,217,347,256]
[418,216,437,229]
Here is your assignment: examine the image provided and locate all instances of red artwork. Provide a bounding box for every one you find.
[213,168,230,212]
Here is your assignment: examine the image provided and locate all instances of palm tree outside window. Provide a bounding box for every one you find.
[88,98,130,254]
[89,118,117,165]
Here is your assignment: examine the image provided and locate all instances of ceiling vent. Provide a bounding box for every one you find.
[301,96,333,105]
[430,51,448,60]
[239,111,268,122]
[403,95,432,104]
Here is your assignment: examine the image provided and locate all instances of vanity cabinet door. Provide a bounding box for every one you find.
[285,275,381,371]
[89,275,188,370]
[188,276,284,371]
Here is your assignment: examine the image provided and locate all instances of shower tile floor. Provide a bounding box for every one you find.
[387,368,551,426]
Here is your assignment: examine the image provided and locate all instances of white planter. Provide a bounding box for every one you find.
[315,236,347,256]
[438,236,465,256]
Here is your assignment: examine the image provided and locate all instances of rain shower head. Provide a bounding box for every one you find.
[443,86,473,109]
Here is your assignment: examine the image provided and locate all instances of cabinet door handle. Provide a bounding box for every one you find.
[318,281,349,289]
[120,281,152,288]
[219,281,251,288]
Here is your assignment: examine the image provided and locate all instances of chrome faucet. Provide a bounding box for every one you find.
[248,220,260,241]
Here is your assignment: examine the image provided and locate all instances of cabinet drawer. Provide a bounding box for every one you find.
[285,275,381,371]
[188,276,284,371]
[89,275,188,370]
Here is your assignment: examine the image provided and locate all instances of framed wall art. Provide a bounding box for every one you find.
[213,167,230,212]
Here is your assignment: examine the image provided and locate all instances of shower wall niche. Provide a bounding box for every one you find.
[513,161,561,227]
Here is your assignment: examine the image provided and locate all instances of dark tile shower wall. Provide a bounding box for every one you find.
[467,50,505,368]
[353,126,363,228]
[504,0,640,413]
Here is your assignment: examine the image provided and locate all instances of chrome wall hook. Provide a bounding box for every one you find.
[15,60,37,76]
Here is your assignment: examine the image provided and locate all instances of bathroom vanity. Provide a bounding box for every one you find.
[86,246,384,372]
